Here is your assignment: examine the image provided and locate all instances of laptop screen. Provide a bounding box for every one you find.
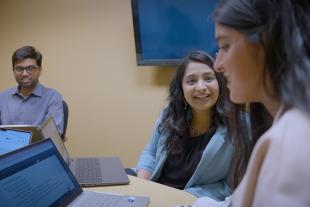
[0,125,44,143]
[0,139,82,207]
[0,129,32,155]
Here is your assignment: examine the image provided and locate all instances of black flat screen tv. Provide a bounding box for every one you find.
[131,0,218,66]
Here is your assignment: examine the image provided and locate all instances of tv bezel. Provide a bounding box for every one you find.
[131,0,182,66]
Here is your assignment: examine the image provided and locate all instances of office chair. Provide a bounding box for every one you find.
[62,100,69,140]
[125,168,137,176]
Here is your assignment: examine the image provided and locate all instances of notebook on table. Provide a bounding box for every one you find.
[0,125,44,143]
[0,128,32,155]
[0,139,149,207]
[39,117,130,187]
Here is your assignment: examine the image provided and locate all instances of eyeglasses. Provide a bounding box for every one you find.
[14,65,39,74]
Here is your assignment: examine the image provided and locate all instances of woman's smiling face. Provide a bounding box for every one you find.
[182,61,219,113]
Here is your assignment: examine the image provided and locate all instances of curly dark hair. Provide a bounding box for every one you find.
[159,50,231,155]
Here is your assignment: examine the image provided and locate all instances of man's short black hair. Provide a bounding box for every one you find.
[12,46,42,67]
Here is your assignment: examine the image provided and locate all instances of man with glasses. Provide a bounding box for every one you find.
[0,46,64,136]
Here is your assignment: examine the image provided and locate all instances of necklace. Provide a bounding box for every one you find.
[190,126,207,137]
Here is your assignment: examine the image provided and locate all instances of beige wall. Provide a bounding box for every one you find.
[0,0,176,167]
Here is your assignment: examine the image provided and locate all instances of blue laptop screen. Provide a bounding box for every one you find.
[0,139,81,207]
[0,129,32,155]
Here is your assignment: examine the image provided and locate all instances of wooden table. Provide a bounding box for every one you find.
[86,175,197,207]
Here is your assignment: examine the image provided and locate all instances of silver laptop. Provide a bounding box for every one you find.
[40,117,130,187]
[0,128,32,155]
[0,139,149,207]
[0,125,44,143]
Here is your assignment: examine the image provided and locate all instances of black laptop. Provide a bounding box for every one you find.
[0,139,149,207]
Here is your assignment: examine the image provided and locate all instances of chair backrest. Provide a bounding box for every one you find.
[62,100,69,139]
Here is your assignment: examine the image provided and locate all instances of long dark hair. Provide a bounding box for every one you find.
[228,102,272,189]
[213,0,310,188]
[159,50,230,155]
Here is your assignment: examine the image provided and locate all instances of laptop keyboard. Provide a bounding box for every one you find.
[77,192,122,207]
[75,158,103,183]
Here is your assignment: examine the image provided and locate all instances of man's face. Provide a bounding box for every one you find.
[13,58,41,91]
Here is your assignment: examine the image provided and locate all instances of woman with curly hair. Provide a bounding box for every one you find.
[135,50,238,200]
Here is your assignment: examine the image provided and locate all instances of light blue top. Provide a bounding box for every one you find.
[136,111,234,200]
[0,83,64,135]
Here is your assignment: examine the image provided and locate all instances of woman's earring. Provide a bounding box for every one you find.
[245,102,250,113]
[184,100,188,110]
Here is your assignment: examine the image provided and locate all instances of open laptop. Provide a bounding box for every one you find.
[0,138,149,207]
[0,125,43,143]
[0,128,32,155]
[40,117,130,187]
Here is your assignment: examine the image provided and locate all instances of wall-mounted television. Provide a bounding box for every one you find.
[131,0,218,66]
